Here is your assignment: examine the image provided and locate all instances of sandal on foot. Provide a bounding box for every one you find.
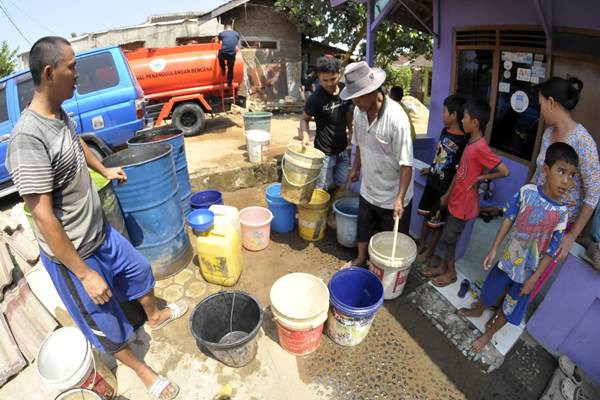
[432,276,457,288]
[149,375,180,400]
[150,301,189,331]
[559,355,578,377]
[561,377,583,400]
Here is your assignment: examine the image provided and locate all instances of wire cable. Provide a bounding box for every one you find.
[5,0,57,35]
[0,0,31,46]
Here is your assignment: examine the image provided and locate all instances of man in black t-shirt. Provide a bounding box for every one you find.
[299,56,353,191]
[216,23,240,90]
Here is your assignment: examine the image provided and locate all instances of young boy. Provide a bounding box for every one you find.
[430,98,510,287]
[460,142,577,352]
[418,95,468,270]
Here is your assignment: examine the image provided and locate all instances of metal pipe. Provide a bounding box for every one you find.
[397,0,438,39]
[533,0,552,56]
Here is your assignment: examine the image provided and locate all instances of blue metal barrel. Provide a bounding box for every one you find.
[103,143,192,280]
[128,126,192,216]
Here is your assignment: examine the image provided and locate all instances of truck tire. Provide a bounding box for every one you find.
[172,102,206,137]
[87,144,106,161]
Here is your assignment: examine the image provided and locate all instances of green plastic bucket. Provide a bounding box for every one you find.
[243,112,272,133]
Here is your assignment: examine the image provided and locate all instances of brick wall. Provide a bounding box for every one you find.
[222,0,301,66]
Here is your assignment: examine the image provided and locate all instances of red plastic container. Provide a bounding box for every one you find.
[275,321,324,356]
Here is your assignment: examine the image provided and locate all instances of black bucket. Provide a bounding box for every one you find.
[190,291,263,368]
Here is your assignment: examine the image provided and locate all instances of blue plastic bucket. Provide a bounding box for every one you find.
[327,268,384,346]
[332,197,359,248]
[191,190,224,210]
[265,183,296,233]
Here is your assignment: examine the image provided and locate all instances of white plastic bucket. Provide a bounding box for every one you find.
[368,232,417,300]
[38,327,93,391]
[209,204,241,234]
[245,129,270,163]
[332,197,359,248]
[37,327,117,398]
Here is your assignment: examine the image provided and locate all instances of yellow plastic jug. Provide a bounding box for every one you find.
[196,216,243,286]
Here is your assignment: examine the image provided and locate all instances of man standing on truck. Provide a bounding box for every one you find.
[7,37,183,400]
[216,23,240,91]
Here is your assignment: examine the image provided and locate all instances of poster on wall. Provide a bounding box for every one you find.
[510,90,529,113]
[490,51,546,160]
[502,51,533,65]
[517,68,532,82]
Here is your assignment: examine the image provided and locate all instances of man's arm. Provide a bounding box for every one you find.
[24,192,112,304]
[299,112,313,147]
[393,165,413,219]
[346,108,354,146]
[79,139,126,183]
[348,146,361,183]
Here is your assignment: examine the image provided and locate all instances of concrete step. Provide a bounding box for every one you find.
[189,158,280,192]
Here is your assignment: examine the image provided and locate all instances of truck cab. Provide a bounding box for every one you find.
[0,45,145,198]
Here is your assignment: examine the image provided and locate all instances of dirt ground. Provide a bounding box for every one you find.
[184,113,302,175]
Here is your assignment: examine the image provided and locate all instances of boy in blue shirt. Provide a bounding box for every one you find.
[216,23,240,90]
[460,142,577,352]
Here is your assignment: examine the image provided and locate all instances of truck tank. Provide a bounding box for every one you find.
[125,43,243,99]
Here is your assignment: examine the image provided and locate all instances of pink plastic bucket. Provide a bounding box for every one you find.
[239,207,273,251]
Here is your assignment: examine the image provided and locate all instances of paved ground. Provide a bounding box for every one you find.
[1,184,558,399]
[0,113,560,399]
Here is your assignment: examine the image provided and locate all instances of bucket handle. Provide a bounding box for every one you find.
[281,157,319,188]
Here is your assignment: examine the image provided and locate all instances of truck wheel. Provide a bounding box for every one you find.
[87,144,105,161]
[172,102,206,137]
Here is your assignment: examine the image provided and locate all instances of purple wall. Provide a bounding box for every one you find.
[528,255,600,383]
[427,0,600,202]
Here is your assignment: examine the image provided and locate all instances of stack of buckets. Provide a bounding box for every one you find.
[37,327,118,399]
[270,273,329,355]
[243,112,272,164]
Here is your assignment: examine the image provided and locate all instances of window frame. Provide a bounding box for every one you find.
[0,82,8,123]
[452,25,550,170]
[76,52,120,96]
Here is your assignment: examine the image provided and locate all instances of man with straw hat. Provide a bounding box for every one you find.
[341,61,414,268]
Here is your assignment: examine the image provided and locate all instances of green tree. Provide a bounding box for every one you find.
[274,0,431,66]
[0,41,18,78]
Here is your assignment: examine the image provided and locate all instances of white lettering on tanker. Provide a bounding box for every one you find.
[149,58,167,73]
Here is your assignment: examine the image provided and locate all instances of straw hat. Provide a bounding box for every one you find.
[340,61,386,100]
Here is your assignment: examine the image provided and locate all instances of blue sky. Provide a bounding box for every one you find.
[0,0,228,53]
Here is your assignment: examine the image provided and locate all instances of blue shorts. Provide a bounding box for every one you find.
[316,150,350,191]
[481,265,529,326]
[40,224,155,353]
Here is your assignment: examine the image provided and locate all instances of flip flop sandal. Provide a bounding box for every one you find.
[149,375,180,400]
[432,276,457,288]
[559,355,578,378]
[150,301,189,331]
[561,377,583,400]
[458,279,470,298]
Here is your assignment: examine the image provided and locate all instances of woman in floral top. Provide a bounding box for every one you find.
[530,76,600,299]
